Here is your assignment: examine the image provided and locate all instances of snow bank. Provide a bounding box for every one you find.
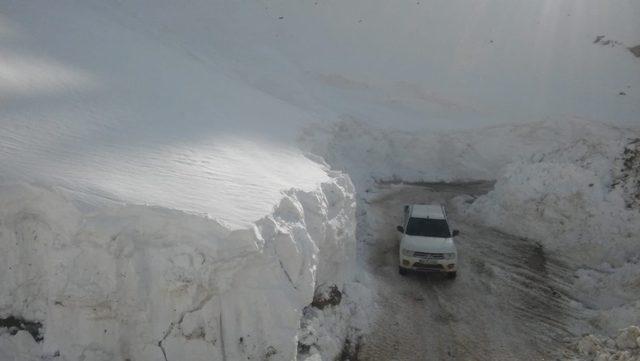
[0,173,361,361]
[458,134,640,336]
[301,117,631,189]
[464,160,640,266]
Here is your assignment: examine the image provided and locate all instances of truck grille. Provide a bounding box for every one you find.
[413,252,444,259]
[412,263,444,270]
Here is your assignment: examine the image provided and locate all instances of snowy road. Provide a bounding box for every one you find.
[356,182,581,360]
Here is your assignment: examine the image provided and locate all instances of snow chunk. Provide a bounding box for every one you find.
[616,327,640,350]
[576,327,640,361]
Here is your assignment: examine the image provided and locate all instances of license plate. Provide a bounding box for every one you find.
[418,259,435,264]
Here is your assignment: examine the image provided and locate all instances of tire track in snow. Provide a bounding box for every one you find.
[356,182,579,360]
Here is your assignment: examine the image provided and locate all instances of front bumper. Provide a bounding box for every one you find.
[399,256,457,273]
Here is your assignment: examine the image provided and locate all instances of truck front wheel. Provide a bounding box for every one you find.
[399,267,408,276]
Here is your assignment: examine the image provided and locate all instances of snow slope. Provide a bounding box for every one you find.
[0,0,329,229]
[103,0,640,130]
[2,0,639,225]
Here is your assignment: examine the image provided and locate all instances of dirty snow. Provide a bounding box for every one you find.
[575,326,640,361]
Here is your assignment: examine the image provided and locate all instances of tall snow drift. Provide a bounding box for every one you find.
[0,173,357,361]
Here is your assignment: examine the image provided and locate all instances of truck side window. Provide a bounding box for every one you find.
[403,205,410,226]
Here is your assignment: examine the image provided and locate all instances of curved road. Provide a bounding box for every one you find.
[356,182,580,361]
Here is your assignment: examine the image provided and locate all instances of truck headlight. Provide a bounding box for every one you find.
[444,253,456,260]
[401,249,414,257]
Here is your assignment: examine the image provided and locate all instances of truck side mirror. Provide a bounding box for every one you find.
[452,229,460,237]
[396,225,404,233]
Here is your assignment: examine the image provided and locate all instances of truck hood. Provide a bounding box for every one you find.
[400,234,457,254]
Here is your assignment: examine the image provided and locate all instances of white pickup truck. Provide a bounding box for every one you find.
[397,204,459,278]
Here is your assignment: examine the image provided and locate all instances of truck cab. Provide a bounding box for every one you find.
[397,204,459,278]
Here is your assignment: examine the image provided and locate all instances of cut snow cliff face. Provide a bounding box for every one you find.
[0,172,358,361]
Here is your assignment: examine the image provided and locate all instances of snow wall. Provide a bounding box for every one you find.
[0,171,359,361]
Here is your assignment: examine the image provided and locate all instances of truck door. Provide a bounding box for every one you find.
[403,205,410,229]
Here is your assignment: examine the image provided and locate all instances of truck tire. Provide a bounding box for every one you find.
[399,267,408,276]
[447,271,457,279]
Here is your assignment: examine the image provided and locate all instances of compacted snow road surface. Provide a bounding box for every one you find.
[357,182,580,361]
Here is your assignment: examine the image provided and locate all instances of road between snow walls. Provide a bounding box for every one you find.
[0,173,372,361]
[300,118,640,361]
[2,118,639,361]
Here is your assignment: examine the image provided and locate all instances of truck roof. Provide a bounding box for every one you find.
[410,204,446,219]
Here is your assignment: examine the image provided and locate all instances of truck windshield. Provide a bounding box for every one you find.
[405,218,451,238]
